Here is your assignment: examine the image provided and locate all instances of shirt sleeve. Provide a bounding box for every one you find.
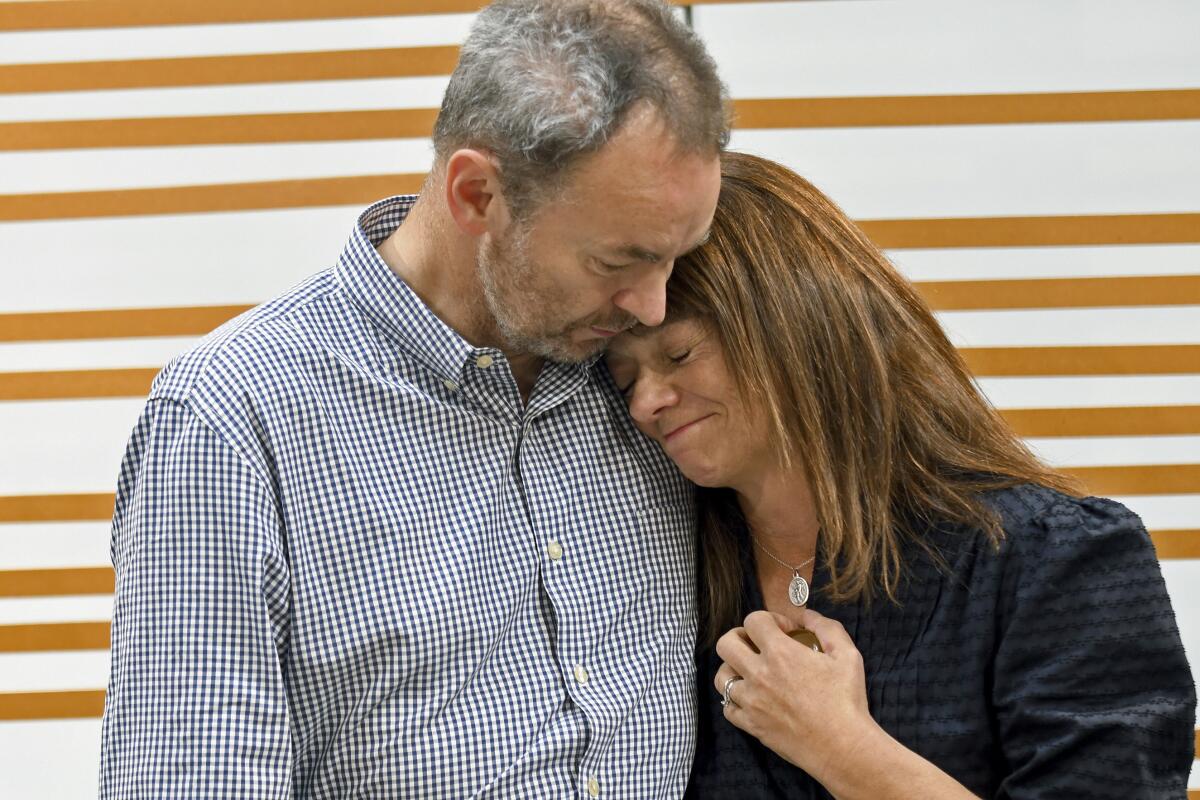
[99,398,293,799]
[991,494,1196,799]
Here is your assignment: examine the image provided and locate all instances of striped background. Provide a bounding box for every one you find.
[1,0,1198,796]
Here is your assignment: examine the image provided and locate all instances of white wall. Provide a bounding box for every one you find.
[1,1,1197,795]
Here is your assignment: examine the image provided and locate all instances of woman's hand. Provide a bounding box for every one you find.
[713,608,877,783]
[715,610,979,799]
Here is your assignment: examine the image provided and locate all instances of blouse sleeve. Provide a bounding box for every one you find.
[991,492,1195,799]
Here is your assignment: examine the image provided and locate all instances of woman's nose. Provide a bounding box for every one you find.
[628,373,678,429]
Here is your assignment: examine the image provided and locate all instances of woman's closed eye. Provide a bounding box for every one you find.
[617,349,692,394]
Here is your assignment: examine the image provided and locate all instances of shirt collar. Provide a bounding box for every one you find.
[335,195,477,383]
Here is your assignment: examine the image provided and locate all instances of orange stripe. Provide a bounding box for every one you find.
[0,109,441,150]
[1067,464,1200,496]
[0,493,114,523]
[1150,530,1200,560]
[0,0,771,31]
[733,90,1200,128]
[3,346,1197,403]
[2,177,1196,251]
[999,406,1200,437]
[5,90,1197,144]
[959,345,1200,377]
[0,567,115,598]
[0,0,487,30]
[2,465,1197,527]
[0,368,157,401]
[914,275,1200,311]
[3,532,1199,594]
[0,700,1183,731]
[0,622,111,653]
[2,530,1196,603]
[0,48,461,95]
[3,529,1199,592]
[0,690,106,721]
[0,275,1195,344]
[859,213,1200,249]
[0,305,252,343]
[1,533,1194,603]
[0,174,425,221]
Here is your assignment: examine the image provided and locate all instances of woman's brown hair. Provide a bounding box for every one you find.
[671,151,1081,646]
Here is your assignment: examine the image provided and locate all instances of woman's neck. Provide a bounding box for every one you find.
[734,462,820,562]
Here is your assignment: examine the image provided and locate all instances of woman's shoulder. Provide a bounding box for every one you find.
[980,483,1152,558]
[960,484,1168,623]
[974,486,1195,796]
[916,484,1154,575]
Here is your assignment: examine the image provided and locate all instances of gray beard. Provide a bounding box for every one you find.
[475,232,593,364]
[479,267,562,360]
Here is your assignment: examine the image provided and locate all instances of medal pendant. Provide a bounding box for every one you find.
[788,573,809,607]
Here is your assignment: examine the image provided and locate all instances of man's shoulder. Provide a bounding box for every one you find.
[150,269,342,407]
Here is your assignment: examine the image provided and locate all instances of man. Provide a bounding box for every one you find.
[99,0,727,796]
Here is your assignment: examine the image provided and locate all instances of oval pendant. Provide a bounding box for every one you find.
[788,574,809,607]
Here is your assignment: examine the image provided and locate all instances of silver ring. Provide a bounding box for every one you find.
[721,675,743,708]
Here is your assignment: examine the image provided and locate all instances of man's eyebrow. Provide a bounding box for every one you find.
[612,245,663,264]
[611,229,712,264]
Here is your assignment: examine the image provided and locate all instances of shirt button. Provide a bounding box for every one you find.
[547,541,563,561]
[442,379,458,392]
[573,664,589,685]
[475,354,494,369]
[587,777,600,797]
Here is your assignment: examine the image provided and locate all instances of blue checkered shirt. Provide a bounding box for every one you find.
[100,196,698,799]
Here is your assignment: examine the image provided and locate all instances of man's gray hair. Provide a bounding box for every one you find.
[432,0,730,218]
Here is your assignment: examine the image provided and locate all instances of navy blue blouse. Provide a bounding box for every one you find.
[686,485,1196,799]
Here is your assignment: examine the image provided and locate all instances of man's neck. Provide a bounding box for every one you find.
[375,194,544,403]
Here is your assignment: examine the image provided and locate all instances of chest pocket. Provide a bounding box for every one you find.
[636,504,697,640]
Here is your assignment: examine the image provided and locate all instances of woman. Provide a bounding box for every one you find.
[604,152,1195,798]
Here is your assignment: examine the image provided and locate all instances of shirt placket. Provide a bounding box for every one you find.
[515,368,619,798]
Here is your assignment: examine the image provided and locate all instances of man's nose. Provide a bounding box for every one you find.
[612,267,669,328]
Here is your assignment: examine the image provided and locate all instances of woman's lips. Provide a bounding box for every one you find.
[664,414,715,442]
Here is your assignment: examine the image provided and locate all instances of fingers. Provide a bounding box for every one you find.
[797,607,854,656]
[713,661,739,699]
[724,611,835,667]
[717,610,853,688]
[744,610,809,656]
[713,661,749,729]
[715,625,760,675]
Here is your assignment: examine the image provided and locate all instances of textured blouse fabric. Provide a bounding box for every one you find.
[687,485,1196,799]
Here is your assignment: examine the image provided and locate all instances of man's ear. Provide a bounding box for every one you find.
[443,149,510,238]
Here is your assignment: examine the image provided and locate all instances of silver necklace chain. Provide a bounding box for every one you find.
[751,537,815,574]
